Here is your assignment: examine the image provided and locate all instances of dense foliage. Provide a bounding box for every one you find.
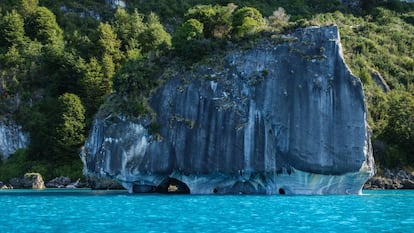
[0,0,413,181]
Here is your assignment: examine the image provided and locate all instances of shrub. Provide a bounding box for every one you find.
[172,18,207,60]
[232,7,266,38]
[184,4,234,38]
[0,149,30,181]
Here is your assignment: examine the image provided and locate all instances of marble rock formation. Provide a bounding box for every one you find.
[81,26,375,194]
[0,118,29,160]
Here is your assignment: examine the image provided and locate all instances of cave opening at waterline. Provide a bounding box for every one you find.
[156,178,190,194]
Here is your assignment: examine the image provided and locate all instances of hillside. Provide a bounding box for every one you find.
[0,0,413,181]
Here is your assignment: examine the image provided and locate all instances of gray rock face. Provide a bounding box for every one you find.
[0,118,29,160]
[81,26,375,194]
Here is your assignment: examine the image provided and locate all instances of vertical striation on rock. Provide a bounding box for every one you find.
[81,26,375,194]
[0,118,29,160]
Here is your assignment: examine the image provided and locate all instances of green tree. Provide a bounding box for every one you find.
[365,84,389,135]
[40,48,85,96]
[113,8,145,54]
[97,22,122,65]
[0,149,30,181]
[111,56,161,116]
[185,4,234,38]
[15,0,39,17]
[113,57,158,95]
[0,45,23,95]
[25,97,59,161]
[0,10,26,48]
[78,57,112,117]
[53,93,86,164]
[67,30,94,60]
[381,90,414,165]
[101,53,116,81]
[172,18,204,59]
[26,6,64,48]
[139,12,171,53]
[232,7,266,38]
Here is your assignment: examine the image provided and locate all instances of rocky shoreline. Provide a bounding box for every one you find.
[0,174,88,190]
[2,168,413,191]
[363,168,414,190]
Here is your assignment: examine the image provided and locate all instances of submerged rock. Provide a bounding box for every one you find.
[81,26,375,194]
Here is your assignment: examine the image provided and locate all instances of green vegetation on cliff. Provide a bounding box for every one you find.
[0,0,413,181]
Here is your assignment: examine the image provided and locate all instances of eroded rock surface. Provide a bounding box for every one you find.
[81,26,375,194]
[0,118,29,160]
[8,173,46,189]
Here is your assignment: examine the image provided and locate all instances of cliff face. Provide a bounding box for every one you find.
[81,26,375,194]
[0,118,29,160]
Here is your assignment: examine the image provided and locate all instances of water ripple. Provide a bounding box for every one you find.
[0,190,413,232]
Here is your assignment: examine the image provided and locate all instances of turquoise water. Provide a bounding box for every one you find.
[0,189,413,233]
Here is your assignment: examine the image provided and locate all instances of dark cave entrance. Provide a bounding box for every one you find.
[156,178,190,194]
[278,188,286,195]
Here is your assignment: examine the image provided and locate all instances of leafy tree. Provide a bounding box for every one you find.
[101,53,116,81]
[185,4,235,39]
[112,56,161,116]
[232,7,267,38]
[113,8,145,54]
[53,93,85,164]
[0,149,30,181]
[365,84,389,135]
[40,48,85,96]
[16,0,39,17]
[113,57,159,95]
[172,18,205,59]
[78,57,111,117]
[173,19,204,42]
[66,30,94,60]
[0,10,26,48]
[97,22,122,65]
[0,45,23,95]
[381,91,414,164]
[26,6,64,48]
[25,97,59,161]
[139,12,171,53]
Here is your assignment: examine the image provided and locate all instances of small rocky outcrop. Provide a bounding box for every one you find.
[1,184,13,189]
[82,26,375,194]
[364,169,414,189]
[45,177,88,188]
[46,176,72,188]
[8,173,46,189]
[24,173,46,189]
[8,177,21,188]
[106,0,126,9]
[371,70,390,92]
[85,174,124,190]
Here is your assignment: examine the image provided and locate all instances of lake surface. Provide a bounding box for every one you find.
[0,189,413,233]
